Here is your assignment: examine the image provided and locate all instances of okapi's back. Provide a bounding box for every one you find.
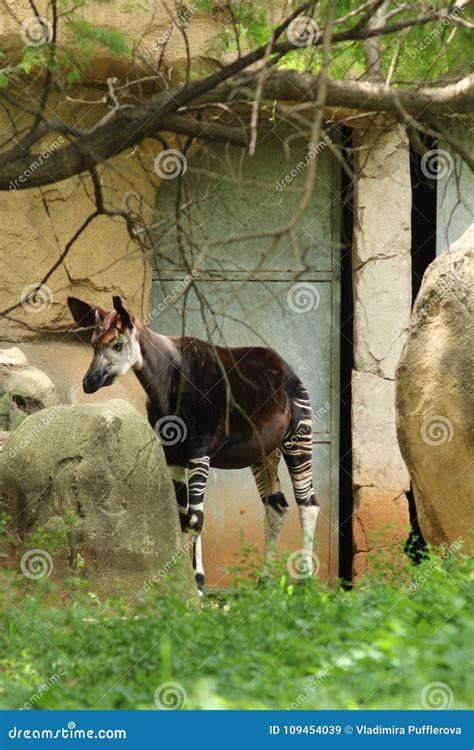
[177,337,298,404]
[174,337,304,467]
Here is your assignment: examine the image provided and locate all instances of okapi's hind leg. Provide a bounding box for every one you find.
[251,449,289,575]
[282,385,320,577]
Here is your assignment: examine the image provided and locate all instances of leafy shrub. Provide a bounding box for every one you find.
[0,544,472,710]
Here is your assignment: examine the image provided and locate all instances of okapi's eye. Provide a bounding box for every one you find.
[113,341,123,352]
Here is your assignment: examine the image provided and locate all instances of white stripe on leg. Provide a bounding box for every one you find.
[193,535,205,596]
[263,503,287,569]
[298,505,319,576]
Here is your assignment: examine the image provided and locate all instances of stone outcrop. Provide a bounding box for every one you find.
[396,225,474,553]
[351,126,412,579]
[0,340,147,417]
[0,346,60,435]
[0,399,194,595]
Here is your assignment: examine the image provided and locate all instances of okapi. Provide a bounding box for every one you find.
[68,295,319,593]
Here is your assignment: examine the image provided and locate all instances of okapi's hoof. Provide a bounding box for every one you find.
[195,572,205,596]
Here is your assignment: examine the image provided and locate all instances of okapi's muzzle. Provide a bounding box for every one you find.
[82,366,115,394]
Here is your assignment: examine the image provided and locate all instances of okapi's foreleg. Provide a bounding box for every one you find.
[186,455,210,595]
[282,386,319,577]
[251,449,289,573]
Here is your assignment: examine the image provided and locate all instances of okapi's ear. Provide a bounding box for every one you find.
[67,297,105,328]
[112,295,133,330]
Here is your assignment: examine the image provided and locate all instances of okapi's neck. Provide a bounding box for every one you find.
[133,326,180,416]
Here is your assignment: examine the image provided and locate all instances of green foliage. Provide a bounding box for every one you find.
[67,20,130,56]
[203,0,269,59]
[56,18,131,81]
[205,0,473,83]
[0,545,472,710]
[0,1,131,89]
[1,0,472,90]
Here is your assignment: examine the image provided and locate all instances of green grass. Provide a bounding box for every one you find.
[0,546,472,710]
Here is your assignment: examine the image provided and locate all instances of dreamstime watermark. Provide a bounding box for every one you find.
[409,6,461,60]
[420,681,454,709]
[143,3,197,59]
[290,668,331,708]
[154,149,188,180]
[287,16,320,47]
[143,537,193,592]
[20,282,54,314]
[21,16,53,46]
[276,136,332,192]
[8,405,62,459]
[314,401,331,422]
[287,282,320,313]
[8,725,127,740]
[406,536,464,592]
[154,416,188,446]
[279,403,329,456]
[10,137,65,191]
[20,548,53,579]
[23,669,65,709]
[287,549,320,580]
[420,149,454,180]
[154,681,187,710]
[144,270,199,324]
[420,415,454,446]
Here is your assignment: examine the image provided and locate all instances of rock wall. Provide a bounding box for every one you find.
[0,133,156,342]
[0,0,222,83]
[0,0,224,344]
[352,126,412,579]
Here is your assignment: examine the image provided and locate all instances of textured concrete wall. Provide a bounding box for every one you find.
[351,126,412,580]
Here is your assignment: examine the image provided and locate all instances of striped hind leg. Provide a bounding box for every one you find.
[251,449,289,571]
[282,385,319,577]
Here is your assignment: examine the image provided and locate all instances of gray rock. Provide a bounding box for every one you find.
[0,399,194,595]
[0,346,60,432]
[396,225,474,552]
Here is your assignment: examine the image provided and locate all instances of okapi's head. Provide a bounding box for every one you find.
[67,296,142,393]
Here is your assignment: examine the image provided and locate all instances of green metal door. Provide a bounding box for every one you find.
[436,127,474,255]
[151,134,341,586]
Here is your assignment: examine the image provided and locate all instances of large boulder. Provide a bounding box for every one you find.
[0,399,194,595]
[396,226,474,552]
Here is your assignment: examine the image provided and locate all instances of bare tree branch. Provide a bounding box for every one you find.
[0,1,472,191]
